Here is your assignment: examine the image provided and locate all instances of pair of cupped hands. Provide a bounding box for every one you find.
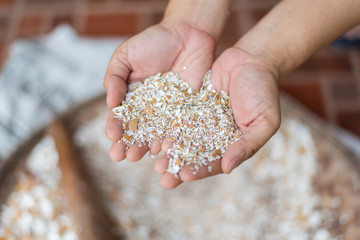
[104,21,281,189]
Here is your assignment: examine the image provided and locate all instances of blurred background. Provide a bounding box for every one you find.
[0,0,359,137]
[1,0,360,239]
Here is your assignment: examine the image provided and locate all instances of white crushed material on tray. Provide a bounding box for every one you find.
[75,107,345,240]
[113,71,241,174]
[0,137,78,240]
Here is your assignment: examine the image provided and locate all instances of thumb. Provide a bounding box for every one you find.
[103,45,131,108]
[221,113,281,174]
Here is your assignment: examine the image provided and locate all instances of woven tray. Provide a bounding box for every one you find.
[0,93,359,240]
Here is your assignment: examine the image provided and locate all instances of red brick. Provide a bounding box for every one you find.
[26,0,71,4]
[152,12,163,25]
[279,71,320,84]
[216,12,241,56]
[0,16,9,30]
[251,9,268,21]
[0,42,4,56]
[84,13,139,36]
[280,83,327,119]
[316,46,350,58]
[337,111,360,137]
[52,15,74,27]
[251,0,278,9]
[0,16,9,41]
[331,80,359,101]
[0,0,13,6]
[298,51,352,71]
[20,15,43,29]
[136,13,157,32]
[18,15,45,37]
[355,50,360,81]
[122,0,167,1]
[0,41,8,69]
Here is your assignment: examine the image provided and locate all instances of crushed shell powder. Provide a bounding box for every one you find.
[113,71,242,174]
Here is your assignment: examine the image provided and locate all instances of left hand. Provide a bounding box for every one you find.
[155,47,281,188]
[104,21,215,164]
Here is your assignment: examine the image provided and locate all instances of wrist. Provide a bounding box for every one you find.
[162,0,231,41]
[234,34,299,78]
[232,42,283,82]
[234,0,360,77]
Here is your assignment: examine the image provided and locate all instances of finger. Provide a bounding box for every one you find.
[221,139,247,174]
[179,159,223,182]
[161,135,175,153]
[126,142,149,162]
[154,154,169,174]
[104,46,131,108]
[150,138,163,155]
[209,61,227,92]
[106,109,123,142]
[109,141,126,162]
[160,172,183,189]
[221,115,281,174]
[173,31,215,90]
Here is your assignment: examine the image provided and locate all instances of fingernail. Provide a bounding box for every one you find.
[228,158,241,173]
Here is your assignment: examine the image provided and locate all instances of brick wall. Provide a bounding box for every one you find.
[1,0,360,136]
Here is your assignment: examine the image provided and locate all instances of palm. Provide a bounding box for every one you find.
[157,47,281,188]
[104,22,215,165]
[125,23,215,89]
[212,48,280,143]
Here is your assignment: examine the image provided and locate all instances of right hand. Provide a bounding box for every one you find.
[155,47,281,189]
[104,21,215,163]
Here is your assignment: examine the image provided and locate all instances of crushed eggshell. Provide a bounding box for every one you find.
[113,71,242,175]
[128,118,138,131]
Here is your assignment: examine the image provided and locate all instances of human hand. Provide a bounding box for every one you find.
[104,21,215,163]
[155,47,281,188]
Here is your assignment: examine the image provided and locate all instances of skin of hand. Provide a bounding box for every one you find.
[153,0,360,189]
[104,0,230,188]
[155,47,281,188]
[105,0,360,189]
[104,21,216,164]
